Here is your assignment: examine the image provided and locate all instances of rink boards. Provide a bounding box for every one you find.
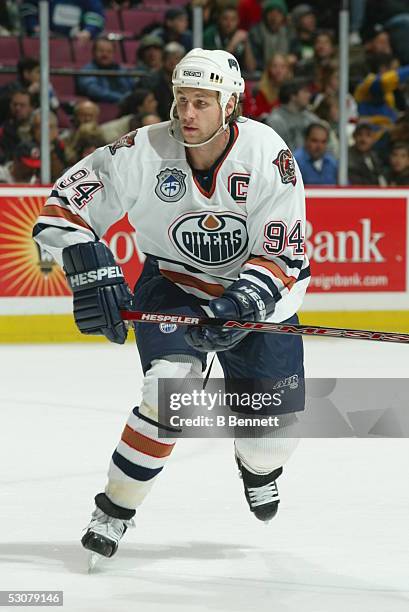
[0,186,408,342]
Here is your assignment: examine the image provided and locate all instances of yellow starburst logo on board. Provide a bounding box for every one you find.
[0,196,70,297]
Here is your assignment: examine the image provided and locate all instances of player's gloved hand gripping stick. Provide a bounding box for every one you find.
[185,279,276,352]
[62,242,133,344]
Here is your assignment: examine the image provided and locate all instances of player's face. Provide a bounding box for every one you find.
[175,88,223,144]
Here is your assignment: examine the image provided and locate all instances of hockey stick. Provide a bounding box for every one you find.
[120,310,409,345]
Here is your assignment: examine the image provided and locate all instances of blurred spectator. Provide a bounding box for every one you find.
[289,3,317,61]
[0,141,40,184]
[390,111,409,144]
[297,30,337,92]
[137,112,161,127]
[354,53,409,128]
[312,94,339,157]
[387,141,409,185]
[72,125,106,162]
[64,122,104,163]
[362,0,409,65]
[348,122,386,185]
[136,35,164,76]
[362,23,392,56]
[151,7,192,54]
[313,64,358,144]
[193,0,218,32]
[203,5,253,70]
[245,53,292,119]
[349,0,367,46]
[248,0,290,71]
[294,122,338,185]
[100,88,158,142]
[0,58,58,121]
[0,89,33,164]
[21,0,105,41]
[265,78,319,152]
[144,42,185,121]
[238,0,262,31]
[351,23,393,83]
[31,109,67,181]
[61,100,100,164]
[120,89,158,118]
[74,99,100,125]
[77,37,133,104]
[0,0,21,35]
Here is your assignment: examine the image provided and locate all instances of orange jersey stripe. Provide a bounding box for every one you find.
[41,204,94,232]
[160,269,225,297]
[121,425,174,458]
[247,257,297,290]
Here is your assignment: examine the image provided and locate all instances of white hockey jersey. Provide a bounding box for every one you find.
[33,119,310,323]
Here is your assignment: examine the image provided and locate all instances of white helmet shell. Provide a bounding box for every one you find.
[169,48,245,147]
[172,48,245,110]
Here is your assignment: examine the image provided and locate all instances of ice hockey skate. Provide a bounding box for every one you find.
[81,493,135,571]
[236,454,283,522]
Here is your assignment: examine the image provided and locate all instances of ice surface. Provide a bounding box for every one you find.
[0,338,408,611]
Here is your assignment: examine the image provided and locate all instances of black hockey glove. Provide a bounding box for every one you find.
[185,279,275,352]
[62,241,133,344]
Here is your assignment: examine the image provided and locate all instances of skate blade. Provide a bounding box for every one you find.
[87,551,104,573]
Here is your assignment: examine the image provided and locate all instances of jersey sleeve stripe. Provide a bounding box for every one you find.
[246,257,297,289]
[298,265,311,281]
[40,204,94,232]
[160,269,225,297]
[241,269,282,302]
[277,254,304,269]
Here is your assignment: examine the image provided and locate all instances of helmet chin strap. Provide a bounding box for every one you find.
[168,98,230,149]
[168,121,227,148]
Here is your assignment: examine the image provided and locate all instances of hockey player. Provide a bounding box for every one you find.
[33,48,310,562]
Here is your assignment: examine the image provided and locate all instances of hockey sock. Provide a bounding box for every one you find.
[106,355,202,510]
[234,413,299,474]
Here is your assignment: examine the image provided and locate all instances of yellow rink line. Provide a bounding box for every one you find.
[0,311,408,343]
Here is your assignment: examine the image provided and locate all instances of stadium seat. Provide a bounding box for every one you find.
[123,40,140,65]
[120,9,166,37]
[21,37,73,66]
[98,103,120,123]
[0,73,13,88]
[104,9,122,33]
[0,37,21,65]
[50,38,73,66]
[51,75,76,97]
[139,1,168,8]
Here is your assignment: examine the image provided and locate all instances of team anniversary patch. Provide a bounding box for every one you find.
[155,168,187,202]
[273,149,297,186]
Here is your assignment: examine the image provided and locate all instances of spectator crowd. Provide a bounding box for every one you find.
[0,0,408,186]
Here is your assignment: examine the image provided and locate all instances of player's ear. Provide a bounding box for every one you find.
[225,94,236,122]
